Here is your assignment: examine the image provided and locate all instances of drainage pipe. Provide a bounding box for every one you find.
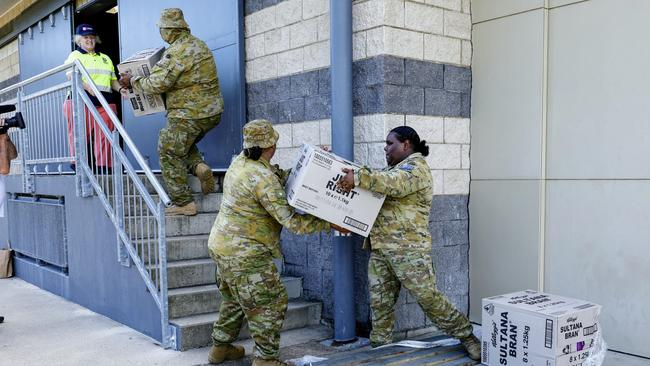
[330,0,356,343]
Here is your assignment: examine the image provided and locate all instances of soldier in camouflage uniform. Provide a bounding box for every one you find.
[337,126,481,361]
[119,8,222,216]
[207,120,332,366]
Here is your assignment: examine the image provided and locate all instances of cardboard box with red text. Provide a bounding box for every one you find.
[285,144,385,236]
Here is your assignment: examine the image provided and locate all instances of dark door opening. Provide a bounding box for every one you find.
[73,0,121,117]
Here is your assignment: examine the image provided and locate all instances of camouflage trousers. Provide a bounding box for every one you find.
[158,114,220,206]
[211,253,289,360]
[368,247,473,345]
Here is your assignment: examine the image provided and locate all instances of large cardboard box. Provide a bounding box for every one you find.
[117,48,166,117]
[285,144,385,236]
[481,290,601,366]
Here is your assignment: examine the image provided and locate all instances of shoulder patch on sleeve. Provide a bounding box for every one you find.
[399,164,414,172]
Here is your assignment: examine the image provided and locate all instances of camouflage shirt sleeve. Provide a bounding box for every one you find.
[357,158,431,198]
[270,164,292,185]
[255,173,330,234]
[131,51,184,95]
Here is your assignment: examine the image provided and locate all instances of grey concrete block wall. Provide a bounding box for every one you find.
[247,56,471,123]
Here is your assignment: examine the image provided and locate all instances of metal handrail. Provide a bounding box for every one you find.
[74,60,171,206]
[2,61,175,349]
[0,62,71,95]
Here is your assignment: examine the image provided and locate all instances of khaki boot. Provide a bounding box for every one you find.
[207,344,245,364]
[460,334,481,361]
[251,358,289,366]
[165,202,197,216]
[195,162,216,194]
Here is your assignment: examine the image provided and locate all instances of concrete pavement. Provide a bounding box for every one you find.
[1,277,648,366]
[0,278,331,366]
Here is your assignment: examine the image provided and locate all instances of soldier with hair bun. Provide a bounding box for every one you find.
[338,126,481,361]
[206,119,337,366]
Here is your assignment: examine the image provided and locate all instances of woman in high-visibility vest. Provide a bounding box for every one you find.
[63,23,126,171]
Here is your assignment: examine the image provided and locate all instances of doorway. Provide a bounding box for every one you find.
[73,0,121,115]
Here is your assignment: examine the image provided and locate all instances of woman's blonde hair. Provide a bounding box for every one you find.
[73,34,102,47]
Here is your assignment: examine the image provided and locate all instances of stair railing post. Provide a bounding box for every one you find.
[112,129,130,267]
[157,200,174,349]
[16,87,33,193]
[71,65,91,197]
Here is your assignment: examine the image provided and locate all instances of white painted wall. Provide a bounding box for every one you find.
[470,0,650,357]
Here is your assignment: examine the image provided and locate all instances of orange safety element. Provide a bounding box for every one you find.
[63,100,116,168]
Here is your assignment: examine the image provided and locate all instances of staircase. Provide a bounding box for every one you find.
[142,175,323,351]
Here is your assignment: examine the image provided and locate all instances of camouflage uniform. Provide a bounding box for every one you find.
[208,120,329,360]
[355,153,474,345]
[130,8,223,206]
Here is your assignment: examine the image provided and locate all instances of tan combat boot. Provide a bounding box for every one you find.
[195,162,216,194]
[251,358,289,366]
[207,344,245,364]
[460,334,481,361]
[165,201,197,216]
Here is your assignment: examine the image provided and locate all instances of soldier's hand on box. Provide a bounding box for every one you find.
[119,73,132,88]
[331,223,351,234]
[336,168,355,192]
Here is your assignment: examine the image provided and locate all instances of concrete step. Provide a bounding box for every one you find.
[123,193,222,216]
[165,213,217,236]
[125,212,217,239]
[135,234,209,264]
[165,258,215,289]
[168,277,303,319]
[135,174,224,195]
[163,257,286,290]
[166,234,210,262]
[171,301,322,351]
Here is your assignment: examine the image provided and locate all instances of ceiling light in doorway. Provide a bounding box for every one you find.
[106,6,118,14]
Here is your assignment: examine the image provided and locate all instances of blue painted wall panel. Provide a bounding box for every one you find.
[1,175,162,342]
[119,0,245,170]
[18,7,72,93]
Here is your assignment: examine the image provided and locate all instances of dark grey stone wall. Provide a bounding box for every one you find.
[281,195,470,335]
[247,55,471,123]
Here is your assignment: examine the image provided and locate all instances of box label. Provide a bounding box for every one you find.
[285,144,385,236]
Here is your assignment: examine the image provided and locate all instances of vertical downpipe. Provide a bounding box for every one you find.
[330,0,356,343]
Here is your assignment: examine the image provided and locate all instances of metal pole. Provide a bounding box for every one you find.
[16,87,32,193]
[330,0,356,343]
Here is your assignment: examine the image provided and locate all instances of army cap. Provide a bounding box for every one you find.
[157,8,190,29]
[243,119,279,149]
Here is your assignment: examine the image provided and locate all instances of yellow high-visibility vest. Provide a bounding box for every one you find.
[65,50,117,93]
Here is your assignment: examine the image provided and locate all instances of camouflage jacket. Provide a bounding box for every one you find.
[131,31,223,119]
[356,153,433,251]
[208,153,329,259]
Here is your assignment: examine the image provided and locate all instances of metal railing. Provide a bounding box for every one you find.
[0,60,175,349]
